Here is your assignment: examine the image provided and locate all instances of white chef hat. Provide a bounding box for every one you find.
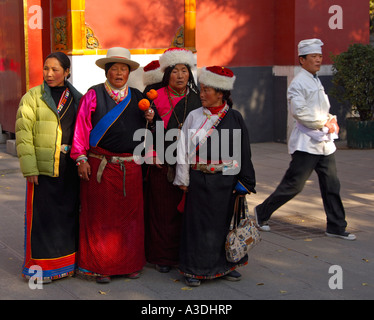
[298,39,324,56]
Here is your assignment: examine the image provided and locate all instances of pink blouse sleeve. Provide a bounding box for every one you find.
[70,89,97,160]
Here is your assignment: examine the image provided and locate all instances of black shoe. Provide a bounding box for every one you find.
[185,276,201,287]
[124,271,141,279]
[155,264,171,273]
[96,276,111,284]
[222,270,242,281]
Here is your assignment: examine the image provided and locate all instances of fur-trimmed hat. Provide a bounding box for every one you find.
[159,48,195,72]
[96,47,140,71]
[143,60,163,86]
[198,66,236,91]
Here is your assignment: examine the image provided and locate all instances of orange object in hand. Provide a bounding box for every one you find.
[146,89,158,100]
[138,99,150,111]
[329,117,340,134]
[325,117,340,134]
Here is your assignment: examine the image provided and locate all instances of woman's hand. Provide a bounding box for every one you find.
[145,108,155,123]
[78,162,91,181]
[151,156,163,169]
[26,175,39,185]
[179,185,188,192]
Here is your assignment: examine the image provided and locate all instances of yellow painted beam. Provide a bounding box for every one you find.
[184,0,196,52]
[67,0,86,55]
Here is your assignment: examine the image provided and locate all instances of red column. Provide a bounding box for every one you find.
[25,0,51,89]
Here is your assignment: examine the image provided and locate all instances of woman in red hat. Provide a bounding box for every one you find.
[174,66,256,286]
[144,48,200,273]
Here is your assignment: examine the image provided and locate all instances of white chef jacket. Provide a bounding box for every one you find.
[287,68,336,156]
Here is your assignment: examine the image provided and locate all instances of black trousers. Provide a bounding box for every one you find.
[256,151,347,234]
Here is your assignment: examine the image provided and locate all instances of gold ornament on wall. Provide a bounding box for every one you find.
[171,25,184,48]
[86,25,100,49]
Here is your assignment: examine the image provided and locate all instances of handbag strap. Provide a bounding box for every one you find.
[229,195,246,230]
[242,196,249,220]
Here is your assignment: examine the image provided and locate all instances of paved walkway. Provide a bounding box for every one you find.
[0,142,373,302]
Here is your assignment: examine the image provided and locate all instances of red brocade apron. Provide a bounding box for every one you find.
[78,147,145,276]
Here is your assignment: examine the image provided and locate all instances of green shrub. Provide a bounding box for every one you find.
[330,43,374,121]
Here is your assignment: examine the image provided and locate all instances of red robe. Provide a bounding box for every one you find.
[78,147,145,275]
[72,85,147,276]
[144,87,200,266]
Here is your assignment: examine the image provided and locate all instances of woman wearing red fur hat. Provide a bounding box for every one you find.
[144,48,200,273]
[174,66,256,286]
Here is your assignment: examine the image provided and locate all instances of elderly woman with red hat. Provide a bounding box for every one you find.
[144,48,200,273]
[173,66,256,286]
[71,47,154,283]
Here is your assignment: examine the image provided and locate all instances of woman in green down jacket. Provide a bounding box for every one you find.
[15,52,82,283]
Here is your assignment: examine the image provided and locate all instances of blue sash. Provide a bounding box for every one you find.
[89,89,132,147]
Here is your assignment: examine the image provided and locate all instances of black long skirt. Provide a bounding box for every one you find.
[22,153,80,280]
[178,169,248,279]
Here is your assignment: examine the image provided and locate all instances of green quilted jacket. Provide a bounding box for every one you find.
[15,81,82,177]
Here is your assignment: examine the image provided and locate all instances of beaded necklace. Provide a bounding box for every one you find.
[57,88,70,114]
[167,86,188,129]
[203,102,226,119]
[167,85,187,99]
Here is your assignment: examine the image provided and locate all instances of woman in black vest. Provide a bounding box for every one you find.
[71,47,154,283]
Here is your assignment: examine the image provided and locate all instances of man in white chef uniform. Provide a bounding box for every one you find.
[254,39,356,240]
